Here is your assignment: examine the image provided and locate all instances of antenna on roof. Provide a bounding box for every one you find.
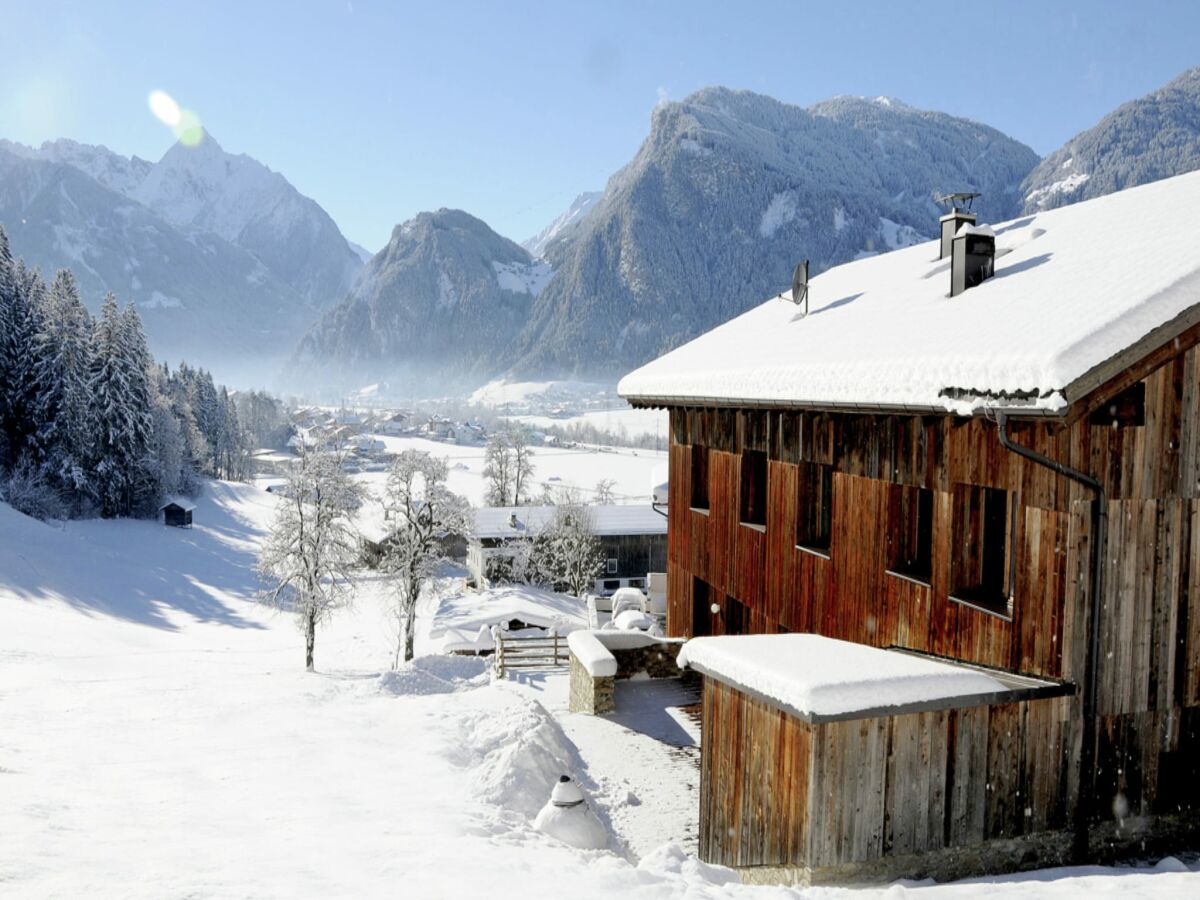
[790,260,809,317]
[934,191,981,213]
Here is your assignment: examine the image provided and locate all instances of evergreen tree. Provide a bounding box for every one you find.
[0,239,42,470]
[120,304,159,513]
[88,295,138,517]
[32,270,94,502]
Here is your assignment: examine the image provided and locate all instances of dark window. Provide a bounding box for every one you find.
[887,485,934,583]
[606,557,618,574]
[797,462,833,553]
[740,450,768,527]
[951,484,1016,618]
[603,579,620,590]
[690,444,709,510]
[725,597,748,636]
[1088,381,1145,428]
[692,578,712,637]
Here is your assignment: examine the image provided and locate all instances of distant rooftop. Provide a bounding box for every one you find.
[619,171,1200,416]
[473,504,666,540]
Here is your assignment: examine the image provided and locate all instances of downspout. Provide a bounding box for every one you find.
[994,412,1106,863]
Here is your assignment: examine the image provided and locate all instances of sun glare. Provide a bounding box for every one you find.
[148,89,205,147]
[147,89,181,127]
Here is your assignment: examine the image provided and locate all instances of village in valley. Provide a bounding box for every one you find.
[4,5,1200,898]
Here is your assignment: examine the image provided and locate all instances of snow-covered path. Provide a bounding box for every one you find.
[3,483,1200,898]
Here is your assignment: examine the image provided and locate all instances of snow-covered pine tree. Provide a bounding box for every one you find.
[0,226,18,471]
[88,294,138,517]
[31,270,95,504]
[119,304,159,513]
[0,239,43,471]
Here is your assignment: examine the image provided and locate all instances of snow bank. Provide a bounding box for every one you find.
[677,634,1007,718]
[378,655,490,696]
[637,843,740,886]
[568,631,618,677]
[456,690,588,820]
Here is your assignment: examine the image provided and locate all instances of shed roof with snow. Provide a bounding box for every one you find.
[677,634,1069,722]
[473,504,668,540]
[158,497,196,513]
[619,171,1200,417]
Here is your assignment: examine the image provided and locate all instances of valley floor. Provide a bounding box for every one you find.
[2,482,1200,898]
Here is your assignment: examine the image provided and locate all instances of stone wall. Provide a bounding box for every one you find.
[611,642,684,680]
[569,654,614,715]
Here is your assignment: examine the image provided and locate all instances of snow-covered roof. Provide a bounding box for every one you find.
[426,585,587,654]
[158,497,196,512]
[620,171,1200,416]
[676,634,1065,721]
[473,504,667,539]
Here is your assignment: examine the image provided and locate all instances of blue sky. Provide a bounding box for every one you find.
[2,0,1198,250]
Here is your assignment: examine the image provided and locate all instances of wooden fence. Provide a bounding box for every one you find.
[492,629,570,676]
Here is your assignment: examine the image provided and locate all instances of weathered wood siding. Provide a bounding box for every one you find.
[699,677,1075,870]
[670,343,1200,852]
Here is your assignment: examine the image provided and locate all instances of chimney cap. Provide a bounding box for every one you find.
[935,191,981,211]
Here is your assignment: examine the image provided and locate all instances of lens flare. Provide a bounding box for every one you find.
[148,89,206,148]
[148,90,182,128]
[176,109,205,147]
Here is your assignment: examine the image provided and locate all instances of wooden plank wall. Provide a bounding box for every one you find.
[671,344,1200,844]
[699,679,1075,870]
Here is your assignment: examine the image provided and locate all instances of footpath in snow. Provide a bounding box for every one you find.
[2,482,1199,898]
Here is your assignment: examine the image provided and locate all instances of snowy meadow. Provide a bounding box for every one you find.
[3,480,1200,898]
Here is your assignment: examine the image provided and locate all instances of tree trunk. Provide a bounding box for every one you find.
[404,600,416,663]
[305,607,316,671]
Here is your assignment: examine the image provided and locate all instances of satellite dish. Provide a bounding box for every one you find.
[791,260,809,316]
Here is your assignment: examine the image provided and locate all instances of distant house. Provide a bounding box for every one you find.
[618,171,1200,882]
[468,504,667,593]
[159,499,195,528]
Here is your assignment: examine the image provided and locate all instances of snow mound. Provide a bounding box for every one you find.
[457,692,584,820]
[378,655,490,696]
[636,843,740,886]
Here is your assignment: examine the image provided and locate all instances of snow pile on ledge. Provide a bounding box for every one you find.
[378,655,490,696]
[677,634,1006,718]
[568,631,618,677]
[619,169,1200,413]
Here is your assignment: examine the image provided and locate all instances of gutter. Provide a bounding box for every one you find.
[622,393,1068,418]
[994,411,1106,863]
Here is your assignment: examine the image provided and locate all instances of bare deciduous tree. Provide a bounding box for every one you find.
[257,442,363,670]
[382,450,472,666]
[593,478,617,504]
[482,422,535,506]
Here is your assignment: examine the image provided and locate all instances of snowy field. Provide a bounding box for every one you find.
[3,483,1200,898]
[514,406,669,443]
[354,432,666,507]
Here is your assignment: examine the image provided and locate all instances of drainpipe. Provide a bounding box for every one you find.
[994,412,1106,863]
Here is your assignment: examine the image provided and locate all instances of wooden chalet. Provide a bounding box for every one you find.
[618,171,1200,883]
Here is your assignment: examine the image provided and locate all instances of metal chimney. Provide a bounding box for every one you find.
[950,224,996,296]
[935,192,981,259]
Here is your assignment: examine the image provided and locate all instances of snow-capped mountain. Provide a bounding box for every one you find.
[291,209,551,392]
[505,87,1038,378]
[522,191,601,260]
[0,131,365,381]
[0,146,306,377]
[130,131,363,306]
[1021,67,1200,213]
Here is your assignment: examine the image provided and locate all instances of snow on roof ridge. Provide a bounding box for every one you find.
[619,170,1200,414]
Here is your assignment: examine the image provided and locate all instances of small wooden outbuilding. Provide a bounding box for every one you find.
[159,499,195,528]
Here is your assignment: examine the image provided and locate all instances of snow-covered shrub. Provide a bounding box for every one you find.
[2,458,68,521]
